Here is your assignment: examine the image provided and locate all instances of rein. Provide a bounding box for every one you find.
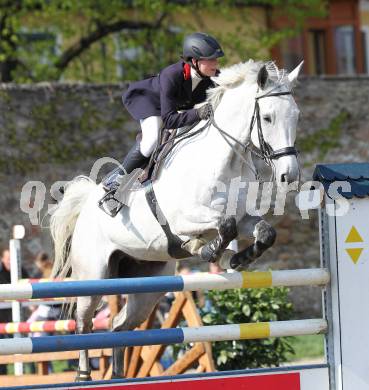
[151,89,299,181]
[211,89,299,180]
[150,119,210,166]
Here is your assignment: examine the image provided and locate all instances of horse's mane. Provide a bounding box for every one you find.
[207,60,291,108]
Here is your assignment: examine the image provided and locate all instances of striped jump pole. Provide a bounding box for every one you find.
[0,319,327,355]
[0,268,330,301]
[18,277,73,283]
[10,278,72,303]
[0,318,109,334]
[3,297,69,303]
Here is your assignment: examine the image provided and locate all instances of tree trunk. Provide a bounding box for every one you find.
[0,59,17,82]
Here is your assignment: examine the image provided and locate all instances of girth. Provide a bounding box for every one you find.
[145,181,191,259]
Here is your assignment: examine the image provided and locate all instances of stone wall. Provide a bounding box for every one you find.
[0,76,368,315]
[0,82,135,264]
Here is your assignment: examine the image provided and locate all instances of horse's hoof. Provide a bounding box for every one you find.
[230,248,254,271]
[219,217,237,242]
[111,374,124,379]
[75,376,92,382]
[75,369,92,382]
[230,256,242,271]
[200,236,222,262]
[255,220,276,247]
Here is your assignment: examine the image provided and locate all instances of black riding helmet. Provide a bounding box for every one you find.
[183,32,224,61]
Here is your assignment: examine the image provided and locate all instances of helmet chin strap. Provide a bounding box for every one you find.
[193,59,208,79]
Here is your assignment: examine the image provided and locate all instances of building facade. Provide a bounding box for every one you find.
[271,0,369,75]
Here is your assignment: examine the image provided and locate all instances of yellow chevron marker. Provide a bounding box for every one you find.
[345,226,364,243]
[345,248,363,264]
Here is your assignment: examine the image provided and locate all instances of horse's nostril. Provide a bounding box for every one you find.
[281,173,287,183]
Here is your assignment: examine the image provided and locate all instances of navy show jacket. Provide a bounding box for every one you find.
[122,61,215,129]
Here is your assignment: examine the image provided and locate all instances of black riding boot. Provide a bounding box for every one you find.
[102,141,149,192]
[99,141,149,217]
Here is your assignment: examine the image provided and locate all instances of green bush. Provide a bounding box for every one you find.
[199,286,294,370]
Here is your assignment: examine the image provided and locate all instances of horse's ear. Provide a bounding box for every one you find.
[257,65,268,90]
[288,61,304,86]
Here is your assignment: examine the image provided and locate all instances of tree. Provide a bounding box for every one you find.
[200,286,294,370]
[0,0,326,82]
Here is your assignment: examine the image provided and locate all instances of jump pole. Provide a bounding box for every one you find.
[0,268,330,301]
[3,162,368,390]
[0,318,110,334]
[0,319,327,355]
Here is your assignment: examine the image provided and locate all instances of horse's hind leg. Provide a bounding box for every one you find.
[71,239,108,381]
[75,295,102,381]
[111,260,176,378]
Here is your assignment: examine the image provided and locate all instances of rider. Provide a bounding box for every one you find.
[102,32,224,193]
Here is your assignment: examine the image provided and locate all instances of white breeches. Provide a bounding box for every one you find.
[139,116,163,157]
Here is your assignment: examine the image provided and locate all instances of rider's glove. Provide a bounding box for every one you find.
[196,103,213,120]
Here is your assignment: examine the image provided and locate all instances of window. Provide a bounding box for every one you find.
[16,29,61,80]
[307,30,326,75]
[19,31,59,65]
[361,27,369,74]
[114,26,182,80]
[280,36,304,71]
[334,25,356,74]
[114,33,145,80]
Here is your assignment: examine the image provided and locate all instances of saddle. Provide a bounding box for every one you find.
[138,127,178,184]
[100,121,208,258]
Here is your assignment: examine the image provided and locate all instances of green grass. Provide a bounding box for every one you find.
[53,360,75,372]
[286,334,325,362]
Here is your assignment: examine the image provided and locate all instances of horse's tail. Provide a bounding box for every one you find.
[50,175,97,279]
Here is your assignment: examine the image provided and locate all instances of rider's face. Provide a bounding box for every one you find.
[193,58,218,77]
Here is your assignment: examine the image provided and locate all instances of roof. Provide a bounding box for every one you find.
[313,163,369,199]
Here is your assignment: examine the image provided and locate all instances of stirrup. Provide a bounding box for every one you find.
[98,189,124,217]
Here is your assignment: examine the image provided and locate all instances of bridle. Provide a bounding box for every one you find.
[211,88,299,181]
[150,87,300,183]
[249,90,298,164]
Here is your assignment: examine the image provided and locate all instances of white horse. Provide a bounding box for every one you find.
[50,60,302,380]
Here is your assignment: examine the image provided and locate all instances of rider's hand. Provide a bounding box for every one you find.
[196,103,213,120]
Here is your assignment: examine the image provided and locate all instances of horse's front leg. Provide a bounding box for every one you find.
[219,215,276,270]
[181,216,238,262]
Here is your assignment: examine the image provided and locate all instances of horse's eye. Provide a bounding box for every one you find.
[263,115,272,123]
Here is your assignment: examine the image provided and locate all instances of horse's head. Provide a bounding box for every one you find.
[249,62,303,186]
[209,60,302,187]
